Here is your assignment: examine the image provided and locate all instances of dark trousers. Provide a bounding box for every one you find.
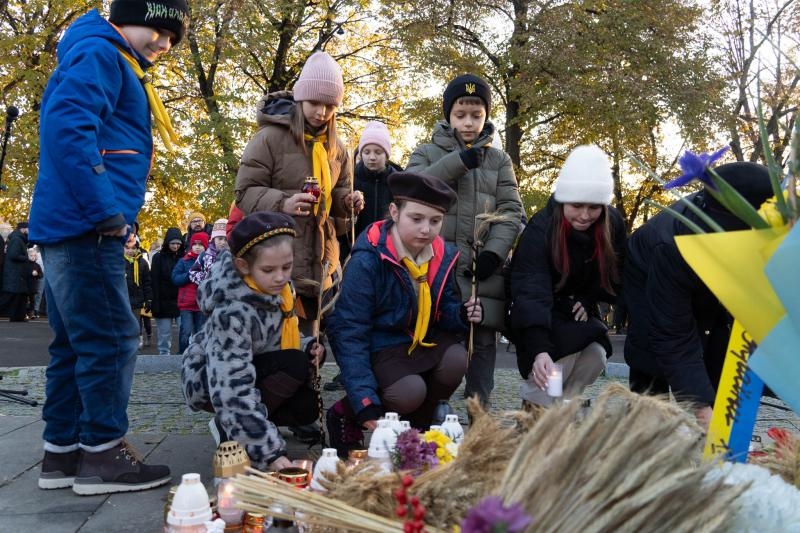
[7,293,28,321]
[252,349,319,427]
[629,367,670,396]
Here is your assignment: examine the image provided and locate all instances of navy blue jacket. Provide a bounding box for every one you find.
[29,10,155,244]
[328,220,466,418]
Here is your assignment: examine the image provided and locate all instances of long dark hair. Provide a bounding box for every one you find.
[550,204,618,294]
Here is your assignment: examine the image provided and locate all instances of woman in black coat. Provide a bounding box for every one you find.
[150,227,184,355]
[2,223,31,322]
[509,145,626,407]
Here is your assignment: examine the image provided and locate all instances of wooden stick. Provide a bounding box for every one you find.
[314,258,330,448]
[350,144,356,247]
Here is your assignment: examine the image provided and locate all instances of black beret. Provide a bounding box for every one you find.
[229,211,296,258]
[388,172,457,213]
[442,74,492,121]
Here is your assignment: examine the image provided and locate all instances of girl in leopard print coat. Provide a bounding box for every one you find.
[182,213,324,471]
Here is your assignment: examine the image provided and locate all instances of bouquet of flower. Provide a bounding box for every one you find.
[423,429,458,464]
[392,429,439,472]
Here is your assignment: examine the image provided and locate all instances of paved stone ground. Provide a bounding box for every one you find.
[1,364,797,446]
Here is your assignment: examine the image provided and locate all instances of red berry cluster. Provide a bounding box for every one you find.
[395,473,426,533]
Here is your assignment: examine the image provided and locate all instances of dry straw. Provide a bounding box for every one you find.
[234,384,746,532]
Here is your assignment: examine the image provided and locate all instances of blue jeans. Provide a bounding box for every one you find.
[178,310,205,353]
[41,233,140,448]
[155,317,177,355]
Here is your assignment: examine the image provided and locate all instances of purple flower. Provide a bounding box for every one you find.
[392,429,439,471]
[663,147,729,189]
[460,496,533,533]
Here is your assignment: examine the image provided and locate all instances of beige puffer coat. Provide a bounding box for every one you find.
[407,121,524,330]
[235,92,352,298]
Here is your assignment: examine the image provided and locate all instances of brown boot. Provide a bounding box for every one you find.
[72,440,170,496]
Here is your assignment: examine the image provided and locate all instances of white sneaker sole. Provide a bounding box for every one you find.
[38,476,75,489]
[72,474,171,495]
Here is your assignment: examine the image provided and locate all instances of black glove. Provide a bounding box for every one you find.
[475,251,501,281]
[143,300,152,313]
[459,147,483,170]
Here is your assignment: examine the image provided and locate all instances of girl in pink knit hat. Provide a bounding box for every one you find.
[234,51,364,441]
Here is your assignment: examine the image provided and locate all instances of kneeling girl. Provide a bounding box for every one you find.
[326,172,482,455]
[182,212,324,471]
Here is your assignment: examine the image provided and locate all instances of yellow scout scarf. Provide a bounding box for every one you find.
[401,258,436,354]
[303,133,332,215]
[115,45,180,151]
[124,254,139,285]
[243,277,300,350]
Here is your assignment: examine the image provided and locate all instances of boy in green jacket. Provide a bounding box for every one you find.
[407,74,524,406]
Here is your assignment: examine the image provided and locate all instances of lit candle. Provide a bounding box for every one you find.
[216,478,243,526]
[547,364,563,397]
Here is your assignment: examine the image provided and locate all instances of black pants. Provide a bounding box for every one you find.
[252,349,319,427]
[629,367,670,396]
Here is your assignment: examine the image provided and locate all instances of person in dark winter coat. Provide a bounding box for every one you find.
[124,234,153,348]
[2,222,31,321]
[509,145,626,407]
[624,161,774,428]
[182,212,325,471]
[326,172,482,457]
[151,228,184,355]
[350,121,401,251]
[172,231,208,353]
[26,247,44,319]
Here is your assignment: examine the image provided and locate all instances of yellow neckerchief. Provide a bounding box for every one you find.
[391,227,436,354]
[302,132,332,215]
[113,44,180,152]
[124,253,139,285]
[243,276,300,350]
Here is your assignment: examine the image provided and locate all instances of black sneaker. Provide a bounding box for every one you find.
[288,423,322,444]
[323,372,345,391]
[326,408,364,459]
[38,449,81,489]
[72,440,171,496]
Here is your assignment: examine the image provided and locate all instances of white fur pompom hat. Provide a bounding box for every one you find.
[553,144,614,205]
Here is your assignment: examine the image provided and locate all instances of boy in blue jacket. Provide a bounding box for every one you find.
[326,172,483,457]
[29,0,189,495]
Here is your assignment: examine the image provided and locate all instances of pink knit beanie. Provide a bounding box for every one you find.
[292,52,344,106]
[357,121,392,159]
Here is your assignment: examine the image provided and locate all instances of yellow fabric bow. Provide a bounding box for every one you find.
[303,133,332,215]
[243,277,301,350]
[401,258,436,354]
[115,45,180,152]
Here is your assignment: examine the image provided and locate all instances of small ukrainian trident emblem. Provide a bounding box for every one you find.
[465,83,476,94]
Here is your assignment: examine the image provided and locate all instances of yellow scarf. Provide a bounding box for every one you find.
[243,276,300,350]
[114,45,180,152]
[303,133,332,215]
[401,258,436,354]
[124,254,139,285]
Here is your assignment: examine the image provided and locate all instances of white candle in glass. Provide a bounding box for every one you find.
[216,478,243,525]
[547,363,563,397]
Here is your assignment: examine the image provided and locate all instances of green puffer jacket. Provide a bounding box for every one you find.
[407,121,524,330]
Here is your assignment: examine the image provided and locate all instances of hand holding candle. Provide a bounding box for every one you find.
[547,363,563,397]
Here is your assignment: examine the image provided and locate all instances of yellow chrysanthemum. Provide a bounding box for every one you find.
[424,430,455,463]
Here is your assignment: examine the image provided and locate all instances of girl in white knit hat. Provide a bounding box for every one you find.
[507,144,627,407]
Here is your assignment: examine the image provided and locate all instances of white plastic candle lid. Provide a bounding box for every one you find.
[322,448,338,457]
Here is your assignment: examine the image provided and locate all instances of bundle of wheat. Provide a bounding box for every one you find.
[234,384,745,532]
